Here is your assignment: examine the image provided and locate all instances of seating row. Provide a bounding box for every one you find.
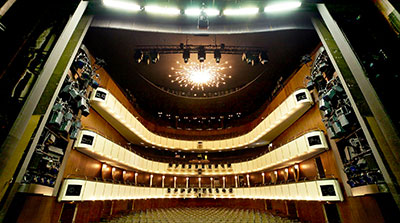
[58,178,343,202]
[90,88,313,151]
[105,207,299,223]
[74,130,328,175]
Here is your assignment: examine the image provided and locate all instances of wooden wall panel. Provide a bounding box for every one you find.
[338,196,386,223]
[111,200,130,216]
[270,200,287,216]
[63,149,102,179]
[14,195,62,223]
[296,201,326,223]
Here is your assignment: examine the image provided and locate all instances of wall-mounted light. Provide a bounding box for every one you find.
[102,164,108,169]
[112,167,116,172]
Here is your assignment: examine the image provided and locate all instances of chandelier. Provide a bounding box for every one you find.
[169,61,232,91]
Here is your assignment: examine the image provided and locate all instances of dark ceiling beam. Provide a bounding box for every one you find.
[134,44,266,55]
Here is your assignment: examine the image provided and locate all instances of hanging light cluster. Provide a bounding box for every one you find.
[169,61,232,91]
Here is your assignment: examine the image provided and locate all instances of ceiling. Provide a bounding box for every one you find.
[84,2,320,131]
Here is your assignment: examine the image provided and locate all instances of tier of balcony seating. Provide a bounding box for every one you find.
[58,178,343,202]
[105,207,299,223]
[74,130,327,176]
[90,88,313,151]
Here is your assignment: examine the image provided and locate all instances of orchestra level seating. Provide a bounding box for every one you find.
[103,207,300,223]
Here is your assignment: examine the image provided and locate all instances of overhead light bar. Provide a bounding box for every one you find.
[223,7,259,16]
[185,8,201,16]
[145,5,181,15]
[205,9,220,16]
[102,0,141,12]
[264,1,302,13]
[185,8,219,16]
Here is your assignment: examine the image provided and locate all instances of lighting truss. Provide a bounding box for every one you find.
[134,44,267,56]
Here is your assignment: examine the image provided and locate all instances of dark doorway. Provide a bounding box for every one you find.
[59,203,77,223]
[324,203,341,223]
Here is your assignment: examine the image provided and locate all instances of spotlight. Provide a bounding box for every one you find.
[259,51,269,65]
[143,54,150,64]
[214,50,221,63]
[183,49,190,63]
[242,52,250,61]
[133,50,143,63]
[198,46,206,62]
[149,50,160,63]
[251,56,260,66]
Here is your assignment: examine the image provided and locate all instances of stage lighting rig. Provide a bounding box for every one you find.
[134,44,267,64]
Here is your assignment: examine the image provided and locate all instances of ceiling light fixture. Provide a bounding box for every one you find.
[145,5,180,15]
[102,0,141,11]
[185,8,219,16]
[223,7,259,16]
[133,50,143,63]
[185,8,201,16]
[259,51,269,65]
[198,46,206,62]
[214,50,221,63]
[149,50,160,64]
[169,61,232,91]
[183,49,190,63]
[264,1,302,13]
